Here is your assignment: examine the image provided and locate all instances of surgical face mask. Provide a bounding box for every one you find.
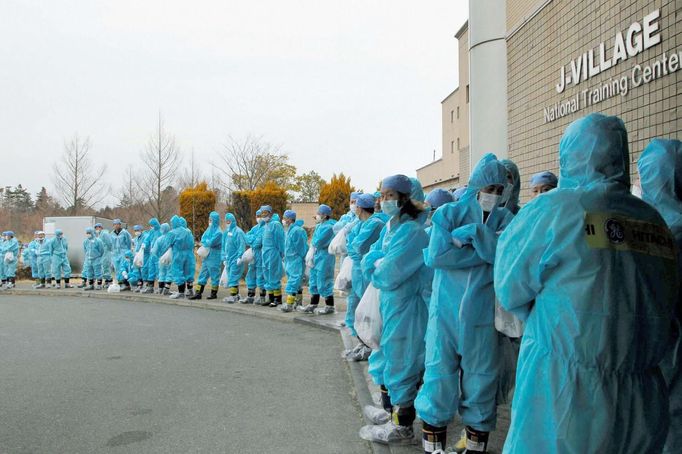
[256,217,262,224]
[631,184,642,199]
[350,204,357,215]
[380,200,400,217]
[262,216,271,223]
[226,221,232,228]
[478,192,502,212]
[135,231,141,237]
[87,233,94,239]
[38,237,44,242]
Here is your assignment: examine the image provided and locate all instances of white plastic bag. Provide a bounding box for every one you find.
[219,265,228,287]
[4,252,15,263]
[241,248,254,265]
[133,249,144,267]
[197,245,210,258]
[107,281,121,293]
[495,299,525,338]
[355,283,382,349]
[159,249,172,265]
[305,246,316,268]
[328,229,347,255]
[334,256,353,291]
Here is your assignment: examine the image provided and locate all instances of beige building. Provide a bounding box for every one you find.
[507,0,682,201]
[417,22,471,193]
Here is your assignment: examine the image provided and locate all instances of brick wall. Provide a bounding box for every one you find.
[507,0,682,201]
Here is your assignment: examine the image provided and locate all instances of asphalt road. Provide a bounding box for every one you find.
[0,295,371,454]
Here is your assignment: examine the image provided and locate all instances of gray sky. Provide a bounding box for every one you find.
[0,0,468,206]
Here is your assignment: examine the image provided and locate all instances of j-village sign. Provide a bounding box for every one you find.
[542,9,679,124]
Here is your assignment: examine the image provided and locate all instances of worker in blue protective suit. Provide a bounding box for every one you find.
[259,206,286,307]
[280,210,308,312]
[333,191,361,235]
[343,193,386,362]
[638,138,682,454]
[94,223,113,288]
[34,231,52,288]
[26,232,40,286]
[82,227,104,291]
[179,217,197,296]
[151,223,173,295]
[424,189,455,234]
[129,225,145,291]
[110,219,132,290]
[119,251,133,285]
[495,114,679,454]
[48,229,73,288]
[529,171,558,199]
[244,210,266,304]
[413,154,514,453]
[189,211,223,301]
[167,215,195,299]
[2,231,19,289]
[299,204,337,314]
[357,174,432,445]
[0,232,5,287]
[499,159,520,214]
[139,218,161,293]
[220,213,246,304]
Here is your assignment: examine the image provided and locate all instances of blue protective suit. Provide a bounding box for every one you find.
[499,159,521,214]
[310,219,337,297]
[49,235,71,280]
[333,210,357,234]
[245,221,265,291]
[111,228,132,280]
[152,223,172,283]
[495,114,679,454]
[25,240,39,278]
[221,214,246,288]
[169,216,195,286]
[346,214,385,336]
[96,230,113,281]
[3,237,19,278]
[142,218,162,282]
[262,216,285,291]
[414,153,514,431]
[36,238,52,279]
[83,235,104,280]
[638,138,682,454]
[360,211,431,407]
[284,219,308,295]
[196,211,223,288]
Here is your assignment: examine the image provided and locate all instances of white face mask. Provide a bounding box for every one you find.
[381,200,400,217]
[256,217,262,224]
[350,204,357,215]
[478,192,502,212]
[135,231,141,237]
[314,214,323,223]
[631,184,642,199]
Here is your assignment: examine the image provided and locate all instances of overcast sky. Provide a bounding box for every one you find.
[0,0,468,207]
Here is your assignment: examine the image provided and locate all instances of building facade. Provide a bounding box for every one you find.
[507,0,682,200]
[417,22,471,192]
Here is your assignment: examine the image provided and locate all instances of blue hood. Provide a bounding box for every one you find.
[170,215,181,229]
[149,218,160,229]
[462,153,508,202]
[160,223,170,234]
[559,113,630,189]
[638,138,682,229]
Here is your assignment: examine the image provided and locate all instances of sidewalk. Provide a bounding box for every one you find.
[1,282,511,453]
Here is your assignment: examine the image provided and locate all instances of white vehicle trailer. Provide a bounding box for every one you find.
[42,216,120,276]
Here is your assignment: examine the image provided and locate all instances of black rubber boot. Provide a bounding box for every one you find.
[206,288,218,300]
[189,284,204,300]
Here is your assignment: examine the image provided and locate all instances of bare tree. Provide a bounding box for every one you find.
[213,134,296,193]
[136,114,182,220]
[117,165,138,209]
[53,134,107,214]
[178,149,204,189]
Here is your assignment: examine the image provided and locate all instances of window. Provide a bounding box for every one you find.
[457,138,460,150]
[466,85,469,103]
[450,110,454,123]
[457,106,460,119]
[451,141,454,154]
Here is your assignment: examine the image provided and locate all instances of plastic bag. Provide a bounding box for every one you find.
[495,299,525,338]
[355,283,382,349]
[328,229,347,255]
[4,252,15,263]
[334,256,353,291]
[241,248,254,265]
[159,249,172,266]
[197,245,210,258]
[219,265,228,287]
[133,249,144,268]
[107,282,121,293]
[305,246,316,268]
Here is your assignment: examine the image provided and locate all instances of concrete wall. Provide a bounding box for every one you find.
[289,202,319,229]
[507,0,682,201]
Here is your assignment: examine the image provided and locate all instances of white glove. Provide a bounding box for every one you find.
[452,238,464,248]
[122,271,128,279]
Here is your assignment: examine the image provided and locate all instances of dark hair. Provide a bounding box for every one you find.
[360,207,375,215]
[399,193,424,220]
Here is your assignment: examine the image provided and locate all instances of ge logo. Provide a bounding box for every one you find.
[604,219,625,244]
